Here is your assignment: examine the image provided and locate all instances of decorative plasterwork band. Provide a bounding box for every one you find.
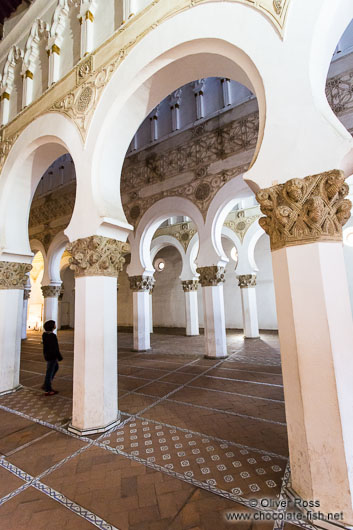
[67,235,129,278]
[196,266,225,287]
[256,170,352,251]
[0,262,32,290]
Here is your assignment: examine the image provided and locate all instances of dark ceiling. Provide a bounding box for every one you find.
[0,0,30,26]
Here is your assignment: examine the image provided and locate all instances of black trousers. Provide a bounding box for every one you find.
[44,360,59,391]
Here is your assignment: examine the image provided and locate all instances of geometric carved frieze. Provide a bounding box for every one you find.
[41,285,62,298]
[129,275,155,292]
[67,236,129,278]
[196,266,225,287]
[0,262,32,290]
[181,279,199,292]
[256,170,352,251]
[238,274,256,288]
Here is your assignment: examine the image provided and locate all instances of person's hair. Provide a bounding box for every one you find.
[44,320,56,332]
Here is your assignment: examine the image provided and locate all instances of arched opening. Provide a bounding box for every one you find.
[27,250,45,331]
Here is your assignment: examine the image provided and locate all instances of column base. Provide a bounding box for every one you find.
[0,384,23,397]
[68,415,121,437]
[244,335,260,339]
[286,486,353,529]
[204,355,228,360]
[132,348,151,352]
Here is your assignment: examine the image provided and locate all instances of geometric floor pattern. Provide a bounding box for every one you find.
[0,329,304,530]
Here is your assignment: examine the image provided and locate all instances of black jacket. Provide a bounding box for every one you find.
[42,332,63,362]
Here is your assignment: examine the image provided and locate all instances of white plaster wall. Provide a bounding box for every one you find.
[254,233,278,330]
[222,237,243,329]
[60,6,81,78]
[94,0,123,50]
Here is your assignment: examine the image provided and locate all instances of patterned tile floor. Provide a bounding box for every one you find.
[0,329,306,530]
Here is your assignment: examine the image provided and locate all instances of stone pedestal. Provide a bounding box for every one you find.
[42,284,62,332]
[0,261,31,395]
[21,288,31,340]
[129,275,155,351]
[67,236,128,436]
[237,274,259,338]
[257,170,353,523]
[182,280,199,336]
[197,266,227,358]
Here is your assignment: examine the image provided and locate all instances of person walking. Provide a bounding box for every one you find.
[42,320,63,396]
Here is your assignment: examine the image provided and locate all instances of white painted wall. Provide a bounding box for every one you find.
[254,233,278,330]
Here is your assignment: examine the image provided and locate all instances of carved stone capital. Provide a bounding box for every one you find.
[149,285,155,295]
[67,236,129,278]
[196,266,225,287]
[256,170,352,251]
[23,289,31,300]
[238,274,257,288]
[42,285,62,298]
[129,275,155,292]
[181,280,199,292]
[0,262,32,290]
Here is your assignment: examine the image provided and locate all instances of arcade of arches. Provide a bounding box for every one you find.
[1,0,353,528]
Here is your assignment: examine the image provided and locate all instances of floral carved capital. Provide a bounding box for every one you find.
[0,262,32,290]
[196,266,225,287]
[256,170,352,251]
[181,280,199,292]
[238,274,256,288]
[129,275,155,292]
[67,236,129,278]
[42,285,62,298]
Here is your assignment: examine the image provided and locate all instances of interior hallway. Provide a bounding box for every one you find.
[0,330,292,529]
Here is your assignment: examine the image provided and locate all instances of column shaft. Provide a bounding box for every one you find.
[0,290,23,394]
[273,242,353,519]
[133,291,151,351]
[238,275,259,338]
[70,276,119,435]
[201,285,227,358]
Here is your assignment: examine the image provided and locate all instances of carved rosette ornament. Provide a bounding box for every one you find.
[67,236,129,278]
[0,262,32,290]
[41,285,62,298]
[196,266,225,287]
[238,274,257,289]
[129,275,155,292]
[181,280,199,292]
[256,170,352,251]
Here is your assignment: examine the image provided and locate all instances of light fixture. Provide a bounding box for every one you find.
[155,258,165,272]
[231,246,238,263]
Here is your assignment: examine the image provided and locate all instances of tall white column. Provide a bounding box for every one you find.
[149,285,154,333]
[170,89,181,132]
[237,274,259,338]
[257,170,353,523]
[182,280,199,336]
[67,236,128,436]
[42,284,62,330]
[197,266,227,358]
[221,78,231,107]
[47,43,61,85]
[193,79,205,120]
[0,92,10,125]
[129,275,155,351]
[21,288,31,340]
[79,8,95,57]
[0,261,32,395]
[22,70,33,108]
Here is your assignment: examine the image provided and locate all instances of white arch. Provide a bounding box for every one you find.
[80,2,267,238]
[23,19,50,75]
[151,235,197,281]
[47,231,69,284]
[127,197,204,276]
[0,112,83,262]
[2,46,23,94]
